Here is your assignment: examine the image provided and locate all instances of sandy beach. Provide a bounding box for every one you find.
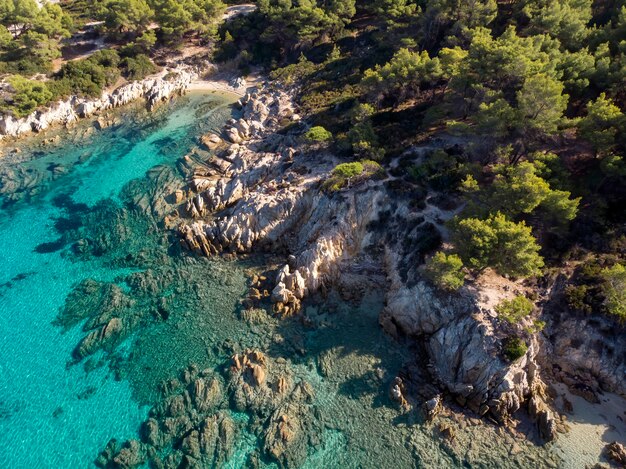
[551,382,626,467]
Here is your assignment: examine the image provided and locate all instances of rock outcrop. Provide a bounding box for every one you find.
[97,365,236,469]
[227,350,319,467]
[172,84,623,445]
[0,66,196,140]
[99,352,321,469]
[604,441,626,466]
[540,280,626,400]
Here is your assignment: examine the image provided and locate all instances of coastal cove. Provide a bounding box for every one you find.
[0,87,621,468]
[0,0,624,467]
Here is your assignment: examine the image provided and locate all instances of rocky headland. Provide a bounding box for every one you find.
[13,76,619,467]
[168,82,625,453]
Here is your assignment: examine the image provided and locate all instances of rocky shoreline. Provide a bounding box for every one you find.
[167,82,625,459]
[0,65,246,141]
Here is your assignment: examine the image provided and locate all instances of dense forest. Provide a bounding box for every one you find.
[1,0,624,340]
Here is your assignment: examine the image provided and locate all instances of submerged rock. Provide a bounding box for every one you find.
[605,441,626,466]
[73,317,124,359]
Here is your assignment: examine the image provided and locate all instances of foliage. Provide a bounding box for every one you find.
[257,0,355,50]
[516,73,569,135]
[93,0,154,36]
[151,0,226,40]
[578,93,625,156]
[528,152,570,191]
[564,284,592,313]
[362,48,442,104]
[4,75,52,117]
[121,54,158,80]
[496,296,534,324]
[452,26,555,93]
[464,162,580,230]
[410,149,469,191]
[525,319,546,334]
[601,263,626,321]
[450,212,544,278]
[0,1,73,73]
[304,125,332,142]
[424,252,465,291]
[269,54,318,85]
[322,160,383,192]
[333,161,363,178]
[503,336,528,361]
[419,0,497,46]
[523,0,593,51]
[57,49,121,97]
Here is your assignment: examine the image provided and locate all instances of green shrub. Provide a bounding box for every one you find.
[122,54,158,80]
[503,337,528,361]
[424,252,465,291]
[601,263,626,321]
[496,296,534,324]
[450,213,544,278]
[564,284,592,313]
[349,121,386,161]
[525,319,546,334]
[270,54,318,85]
[333,161,363,178]
[322,160,384,192]
[57,49,121,97]
[5,76,53,117]
[304,125,332,142]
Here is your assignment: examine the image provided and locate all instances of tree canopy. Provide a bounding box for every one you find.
[451,212,545,277]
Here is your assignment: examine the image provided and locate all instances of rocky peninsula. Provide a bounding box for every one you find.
[166,82,625,464]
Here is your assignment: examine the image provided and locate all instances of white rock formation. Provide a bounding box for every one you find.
[0,66,197,140]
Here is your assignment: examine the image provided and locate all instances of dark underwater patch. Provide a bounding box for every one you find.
[35,238,67,253]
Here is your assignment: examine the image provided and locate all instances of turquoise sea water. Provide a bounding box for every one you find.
[0,93,237,468]
[0,92,570,469]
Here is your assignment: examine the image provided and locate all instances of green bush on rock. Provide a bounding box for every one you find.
[4,75,53,117]
[121,54,158,80]
[503,337,528,361]
[496,296,534,324]
[601,263,626,322]
[322,160,383,192]
[304,125,332,142]
[450,212,544,278]
[424,252,465,291]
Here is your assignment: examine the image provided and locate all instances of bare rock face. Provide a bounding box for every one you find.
[422,395,443,420]
[177,87,384,317]
[541,289,626,400]
[381,245,548,426]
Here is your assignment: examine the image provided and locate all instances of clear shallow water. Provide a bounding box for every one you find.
[0,92,574,469]
[0,93,238,468]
